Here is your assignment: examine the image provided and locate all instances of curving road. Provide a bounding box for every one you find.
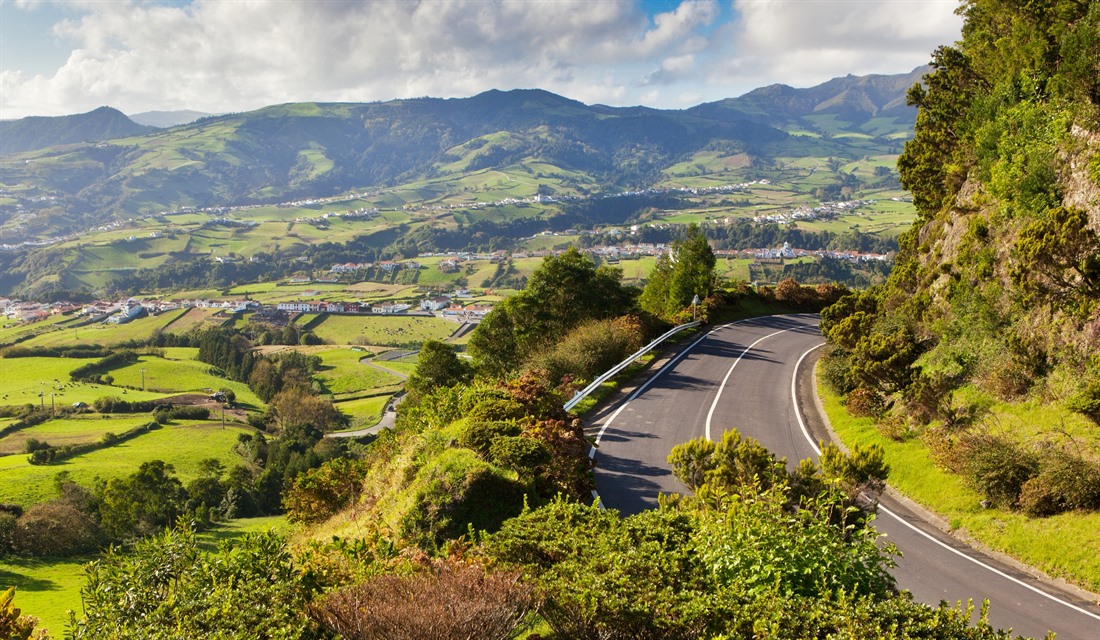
[589,314,1100,640]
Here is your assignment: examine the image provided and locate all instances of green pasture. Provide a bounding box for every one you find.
[306,314,457,347]
[313,348,403,397]
[717,257,753,283]
[333,394,391,428]
[0,314,75,346]
[106,353,263,407]
[468,262,502,288]
[613,256,658,284]
[370,353,419,377]
[413,261,469,288]
[520,234,578,251]
[18,309,188,349]
[0,413,153,455]
[0,357,168,407]
[161,307,229,333]
[0,555,88,637]
[0,420,254,507]
[796,209,914,238]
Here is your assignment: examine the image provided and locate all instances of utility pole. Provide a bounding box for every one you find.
[141,368,145,392]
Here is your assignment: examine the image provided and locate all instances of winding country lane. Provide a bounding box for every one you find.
[587,314,1100,640]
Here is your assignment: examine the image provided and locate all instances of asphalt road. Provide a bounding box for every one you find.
[589,314,1100,640]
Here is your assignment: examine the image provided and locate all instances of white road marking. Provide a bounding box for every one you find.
[703,328,792,442]
[789,343,1100,624]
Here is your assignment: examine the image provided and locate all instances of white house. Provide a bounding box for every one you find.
[420,296,451,311]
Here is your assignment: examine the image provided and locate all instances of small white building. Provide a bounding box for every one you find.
[420,296,451,311]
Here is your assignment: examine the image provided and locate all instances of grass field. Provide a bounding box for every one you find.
[333,394,391,427]
[817,377,1100,593]
[313,348,403,398]
[18,309,188,349]
[0,314,76,346]
[0,420,254,507]
[0,357,169,407]
[0,413,153,455]
[307,314,457,346]
[106,353,263,407]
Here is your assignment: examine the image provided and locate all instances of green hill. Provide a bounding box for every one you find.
[0,106,152,156]
[0,74,919,244]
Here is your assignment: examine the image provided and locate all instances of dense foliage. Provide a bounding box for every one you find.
[822,0,1100,520]
[469,248,636,376]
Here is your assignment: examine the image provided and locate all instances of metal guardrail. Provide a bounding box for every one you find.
[563,320,702,412]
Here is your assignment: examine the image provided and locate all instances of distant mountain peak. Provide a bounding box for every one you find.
[0,106,152,156]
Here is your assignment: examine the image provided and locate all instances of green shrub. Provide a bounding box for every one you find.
[526,316,643,385]
[0,512,16,555]
[844,387,886,418]
[958,434,1038,508]
[489,436,551,474]
[11,502,106,556]
[284,457,369,525]
[457,421,521,457]
[818,348,855,395]
[398,451,527,547]
[1066,378,1100,424]
[464,395,527,422]
[1018,449,1100,517]
[22,438,51,454]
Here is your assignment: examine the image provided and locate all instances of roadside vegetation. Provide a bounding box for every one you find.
[816,0,1100,597]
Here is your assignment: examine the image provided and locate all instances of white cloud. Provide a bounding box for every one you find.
[710,0,963,90]
[0,0,962,118]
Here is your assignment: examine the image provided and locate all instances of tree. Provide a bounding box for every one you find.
[641,224,716,319]
[1012,206,1100,316]
[271,386,345,433]
[98,460,187,539]
[405,340,472,397]
[469,248,633,375]
[70,525,319,639]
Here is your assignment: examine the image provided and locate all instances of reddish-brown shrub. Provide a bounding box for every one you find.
[309,559,534,640]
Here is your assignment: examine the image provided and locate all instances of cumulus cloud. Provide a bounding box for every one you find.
[710,0,962,89]
[2,0,723,117]
[0,0,962,118]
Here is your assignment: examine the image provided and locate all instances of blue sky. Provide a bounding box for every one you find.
[0,0,963,119]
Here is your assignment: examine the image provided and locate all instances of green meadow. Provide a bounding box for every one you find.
[304,314,457,346]
[0,413,153,455]
[313,348,403,398]
[0,420,255,507]
[105,353,263,407]
[0,514,290,637]
[332,394,392,428]
[18,309,191,349]
[0,357,168,406]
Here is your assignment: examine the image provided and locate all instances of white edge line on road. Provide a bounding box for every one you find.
[790,343,1100,623]
[704,328,791,442]
[792,343,826,457]
[589,322,728,457]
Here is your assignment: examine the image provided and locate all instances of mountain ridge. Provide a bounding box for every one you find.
[0,69,920,242]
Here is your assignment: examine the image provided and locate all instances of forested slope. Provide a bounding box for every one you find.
[823,0,1100,520]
